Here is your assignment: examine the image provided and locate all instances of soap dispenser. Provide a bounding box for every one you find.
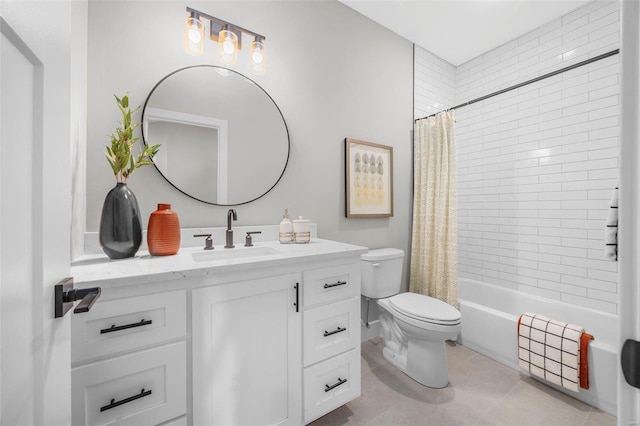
[279,208,293,244]
[292,216,310,244]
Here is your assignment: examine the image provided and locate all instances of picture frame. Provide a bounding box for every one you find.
[345,138,393,218]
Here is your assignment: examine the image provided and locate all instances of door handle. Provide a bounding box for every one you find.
[54,277,101,318]
[71,287,101,313]
[622,339,640,389]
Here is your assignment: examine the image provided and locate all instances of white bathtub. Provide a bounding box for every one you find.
[458,278,618,415]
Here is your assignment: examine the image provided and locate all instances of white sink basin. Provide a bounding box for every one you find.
[191,246,281,263]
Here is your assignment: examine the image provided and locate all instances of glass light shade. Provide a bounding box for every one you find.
[218,29,238,65]
[184,17,204,56]
[249,40,267,75]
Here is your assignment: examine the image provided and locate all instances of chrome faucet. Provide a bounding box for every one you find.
[225,209,237,248]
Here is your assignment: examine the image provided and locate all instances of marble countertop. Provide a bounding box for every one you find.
[71,238,368,287]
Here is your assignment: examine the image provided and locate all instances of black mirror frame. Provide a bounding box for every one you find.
[141,65,290,206]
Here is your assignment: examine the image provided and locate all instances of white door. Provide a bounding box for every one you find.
[192,274,303,426]
[619,1,640,424]
[1,2,73,425]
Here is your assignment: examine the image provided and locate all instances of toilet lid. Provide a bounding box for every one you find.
[389,292,461,324]
[361,248,404,262]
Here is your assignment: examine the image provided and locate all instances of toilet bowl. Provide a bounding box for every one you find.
[361,248,461,388]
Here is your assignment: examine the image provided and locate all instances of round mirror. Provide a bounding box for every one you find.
[141,66,290,205]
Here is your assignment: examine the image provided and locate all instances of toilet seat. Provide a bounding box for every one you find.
[388,292,461,326]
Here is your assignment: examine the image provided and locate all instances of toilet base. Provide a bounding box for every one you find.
[378,299,458,389]
[381,346,407,375]
[382,339,450,388]
[407,338,450,388]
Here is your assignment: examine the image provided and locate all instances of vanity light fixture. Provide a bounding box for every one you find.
[184,13,205,56]
[249,36,266,75]
[184,7,267,74]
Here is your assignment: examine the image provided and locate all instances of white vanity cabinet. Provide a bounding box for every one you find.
[70,238,366,426]
[192,273,303,426]
[302,264,362,424]
[70,290,187,426]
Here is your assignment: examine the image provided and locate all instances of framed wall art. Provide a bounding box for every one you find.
[345,138,393,218]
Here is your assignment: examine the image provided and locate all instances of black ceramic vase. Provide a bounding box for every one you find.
[99,183,143,259]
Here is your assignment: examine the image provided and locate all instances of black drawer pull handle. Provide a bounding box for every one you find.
[100,388,152,412]
[325,378,347,392]
[323,281,347,289]
[100,319,153,334]
[324,326,347,337]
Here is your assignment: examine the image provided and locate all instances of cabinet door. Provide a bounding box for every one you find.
[192,274,302,426]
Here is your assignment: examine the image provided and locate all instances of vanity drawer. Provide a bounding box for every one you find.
[303,297,360,366]
[71,341,187,426]
[303,347,361,424]
[303,264,360,308]
[72,290,186,364]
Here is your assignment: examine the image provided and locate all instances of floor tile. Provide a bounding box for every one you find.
[583,408,617,426]
[310,339,617,426]
[361,338,386,374]
[478,377,591,426]
[445,340,477,368]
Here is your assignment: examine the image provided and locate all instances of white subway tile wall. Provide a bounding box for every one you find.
[415,1,619,314]
[414,47,456,119]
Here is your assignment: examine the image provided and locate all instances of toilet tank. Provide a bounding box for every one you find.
[360,248,405,299]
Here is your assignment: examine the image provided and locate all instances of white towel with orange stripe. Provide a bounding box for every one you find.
[517,312,593,392]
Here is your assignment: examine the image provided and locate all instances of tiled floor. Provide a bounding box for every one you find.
[311,338,616,426]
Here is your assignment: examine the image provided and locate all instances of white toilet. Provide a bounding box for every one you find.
[361,248,461,388]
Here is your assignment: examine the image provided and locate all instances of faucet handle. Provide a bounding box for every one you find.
[244,231,262,247]
[194,234,214,250]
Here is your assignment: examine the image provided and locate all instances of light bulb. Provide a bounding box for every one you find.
[218,29,238,65]
[249,39,266,75]
[223,39,235,54]
[188,28,202,43]
[252,50,263,64]
[183,16,204,56]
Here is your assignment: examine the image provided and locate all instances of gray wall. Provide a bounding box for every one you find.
[85,1,413,283]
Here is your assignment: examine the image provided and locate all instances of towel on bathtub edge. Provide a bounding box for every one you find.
[517,312,586,392]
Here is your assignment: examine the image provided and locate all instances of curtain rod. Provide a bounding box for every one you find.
[415,48,620,122]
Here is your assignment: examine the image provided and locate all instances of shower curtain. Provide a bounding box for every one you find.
[410,110,458,307]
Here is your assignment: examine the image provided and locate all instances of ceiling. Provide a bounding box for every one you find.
[339,0,595,66]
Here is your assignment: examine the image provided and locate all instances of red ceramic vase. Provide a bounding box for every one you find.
[147,203,181,256]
